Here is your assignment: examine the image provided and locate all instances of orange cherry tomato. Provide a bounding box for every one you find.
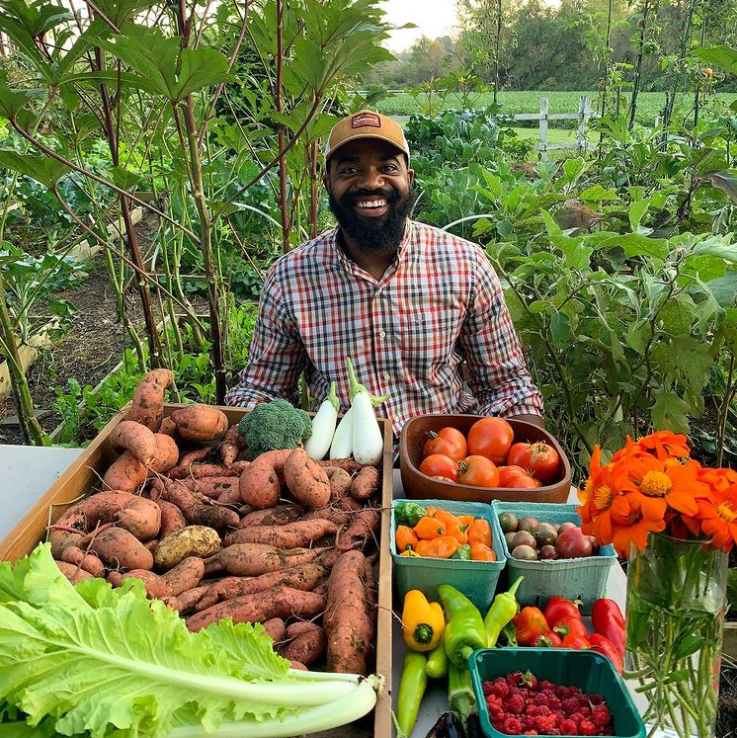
[457,455,500,487]
[498,464,543,489]
[467,418,514,464]
[419,453,458,482]
[423,427,468,462]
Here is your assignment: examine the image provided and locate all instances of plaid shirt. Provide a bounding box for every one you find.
[225,221,543,436]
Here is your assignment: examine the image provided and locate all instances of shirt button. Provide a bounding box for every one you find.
[379,330,386,338]
[393,416,400,423]
[383,372,390,381]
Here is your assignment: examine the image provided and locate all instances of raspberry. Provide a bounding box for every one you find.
[560,719,578,735]
[503,717,524,734]
[578,706,591,718]
[535,714,558,733]
[562,697,579,713]
[570,712,585,727]
[534,692,552,706]
[592,705,612,729]
[526,704,541,717]
[507,671,524,686]
[508,693,526,715]
[579,719,597,736]
[547,696,563,711]
[491,680,511,698]
[590,694,604,705]
[522,671,539,690]
[522,716,536,731]
[540,680,556,692]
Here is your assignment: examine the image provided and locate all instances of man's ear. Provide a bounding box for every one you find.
[322,172,330,190]
[407,168,415,188]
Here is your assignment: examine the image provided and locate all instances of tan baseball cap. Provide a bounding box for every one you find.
[324,109,410,163]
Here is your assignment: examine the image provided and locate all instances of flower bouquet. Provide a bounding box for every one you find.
[578,431,737,738]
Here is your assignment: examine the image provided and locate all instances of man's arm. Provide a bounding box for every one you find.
[458,247,544,421]
[224,266,307,408]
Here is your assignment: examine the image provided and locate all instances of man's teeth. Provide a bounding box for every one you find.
[356,199,387,209]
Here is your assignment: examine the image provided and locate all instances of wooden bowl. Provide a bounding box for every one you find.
[399,414,573,503]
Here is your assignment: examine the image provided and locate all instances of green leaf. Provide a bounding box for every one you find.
[110,166,141,191]
[540,208,562,236]
[695,46,737,76]
[699,171,737,204]
[496,219,513,238]
[651,389,691,433]
[628,198,651,230]
[692,236,737,263]
[550,312,572,348]
[660,294,695,335]
[0,76,34,119]
[0,150,70,188]
[176,47,231,99]
[579,184,618,202]
[627,320,651,355]
[589,232,669,260]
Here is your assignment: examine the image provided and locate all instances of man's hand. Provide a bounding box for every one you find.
[508,413,546,430]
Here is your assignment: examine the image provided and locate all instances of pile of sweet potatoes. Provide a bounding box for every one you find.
[48,370,383,676]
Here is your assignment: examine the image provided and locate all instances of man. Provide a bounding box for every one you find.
[225,110,544,433]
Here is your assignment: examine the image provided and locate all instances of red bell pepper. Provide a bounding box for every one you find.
[589,633,624,673]
[543,596,582,626]
[553,614,589,640]
[561,633,591,650]
[591,599,626,656]
[532,630,563,648]
[513,607,550,646]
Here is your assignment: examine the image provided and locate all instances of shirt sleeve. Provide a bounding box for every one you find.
[224,263,306,409]
[458,247,544,418]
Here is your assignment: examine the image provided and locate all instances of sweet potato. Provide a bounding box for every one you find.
[318,458,365,474]
[239,449,292,509]
[159,479,239,530]
[262,617,286,642]
[55,560,94,584]
[203,543,330,577]
[284,448,331,509]
[161,556,205,596]
[158,416,178,437]
[161,595,184,611]
[301,496,362,527]
[218,485,244,506]
[180,477,239,500]
[111,569,173,599]
[230,460,251,474]
[171,405,228,444]
[337,507,381,552]
[154,525,221,570]
[144,539,159,553]
[324,467,353,502]
[219,424,246,467]
[90,527,154,570]
[49,492,161,557]
[195,562,327,611]
[60,546,106,578]
[286,621,323,639]
[176,585,210,614]
[170,464,238,480]
[172,446,213,473]
[186,586,325,632]
[289,660,308,671]
[110,420,158,466]
[159,500,188,539]
[324,550,374,675]
[126,369,174,432]
[281,626,327,667]
[148,433,180,473]
[237,504,304,529]
[223,519,337,548]
[102,451,148,493]
[350,465,380,501]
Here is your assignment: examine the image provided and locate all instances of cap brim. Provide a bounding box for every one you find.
[325,133,410,162]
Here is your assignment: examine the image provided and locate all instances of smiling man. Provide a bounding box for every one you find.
[225,110,544,435]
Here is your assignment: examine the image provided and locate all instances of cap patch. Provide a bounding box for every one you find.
[352,112,381,129]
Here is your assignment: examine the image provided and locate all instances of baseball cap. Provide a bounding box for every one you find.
[324,109,410,164]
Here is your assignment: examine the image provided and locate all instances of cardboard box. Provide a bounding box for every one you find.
[0,404,394,738]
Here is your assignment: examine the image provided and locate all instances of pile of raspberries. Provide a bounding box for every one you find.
[482,671,614,736]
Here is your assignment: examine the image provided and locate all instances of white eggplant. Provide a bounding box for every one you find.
[304,381,339,460]
[346,357,384,466]
[329,406,354,459]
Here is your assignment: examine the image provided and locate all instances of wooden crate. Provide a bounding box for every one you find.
[0,404,394,738]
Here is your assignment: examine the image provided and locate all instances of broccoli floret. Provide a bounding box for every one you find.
[238,399,312,460]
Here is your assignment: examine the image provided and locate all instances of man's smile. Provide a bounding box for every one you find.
[353,197,389,217]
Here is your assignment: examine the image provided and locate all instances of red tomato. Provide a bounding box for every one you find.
[506,442,532,468]
[423,427,468,462]
[527,442,561,483]
[498,464,543,489]
[466,418,514,464]
[457,455,500,487]
[419,454,458,482]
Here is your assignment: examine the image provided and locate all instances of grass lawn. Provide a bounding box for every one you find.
[377,90,737,127]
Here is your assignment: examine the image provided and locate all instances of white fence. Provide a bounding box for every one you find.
[394,95,598,161]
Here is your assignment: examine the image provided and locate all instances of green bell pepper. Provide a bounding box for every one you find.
[394,502,427,527]
[451,544,471,560]
[438,584,487,668]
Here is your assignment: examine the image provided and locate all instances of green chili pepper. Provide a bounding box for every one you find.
[438,584,488,668]
[451,544,471,560]
[395,502,427,527]
[483,576,524,647]
[426,641,449,679]
[448,662,476,728]
[394,651,428,738]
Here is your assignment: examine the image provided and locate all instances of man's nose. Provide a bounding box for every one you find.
[357,166,386,191]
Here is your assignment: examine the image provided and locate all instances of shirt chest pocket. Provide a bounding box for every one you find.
[401,310,463,363]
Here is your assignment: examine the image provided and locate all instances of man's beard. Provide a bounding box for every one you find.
[328,186,417,255]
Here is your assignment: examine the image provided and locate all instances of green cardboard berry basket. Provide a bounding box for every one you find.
[492,501,617,614]
[391,499,506,610]
[468,647,646,738]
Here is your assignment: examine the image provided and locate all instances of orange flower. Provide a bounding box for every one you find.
[698,466,737,494]
[694,484,737,551]
[635,430,690,460]
[610,499,667,556]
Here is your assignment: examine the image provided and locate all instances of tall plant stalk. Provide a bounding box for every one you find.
[629,0,652,129]
[275,0,290,254]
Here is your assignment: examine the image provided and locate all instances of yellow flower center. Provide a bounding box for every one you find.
[717,501,737,523]
[594,485,615,511]
[640,470,672,497]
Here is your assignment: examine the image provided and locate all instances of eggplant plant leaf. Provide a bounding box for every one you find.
[0,150,71,188]
[700,171,737,204]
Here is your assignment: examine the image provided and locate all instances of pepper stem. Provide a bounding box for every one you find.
[413,623,434,645]
[507,576,525,598]
[460,645,474,661]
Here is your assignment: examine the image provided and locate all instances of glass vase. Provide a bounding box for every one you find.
[625,532,727,738]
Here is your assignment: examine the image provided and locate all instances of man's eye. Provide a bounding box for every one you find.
[383,164,399,173]
[341,167,358,175]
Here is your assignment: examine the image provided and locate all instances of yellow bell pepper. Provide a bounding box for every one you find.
[402,590,445,652]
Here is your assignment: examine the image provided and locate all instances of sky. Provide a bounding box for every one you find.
[379,0,460,54]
